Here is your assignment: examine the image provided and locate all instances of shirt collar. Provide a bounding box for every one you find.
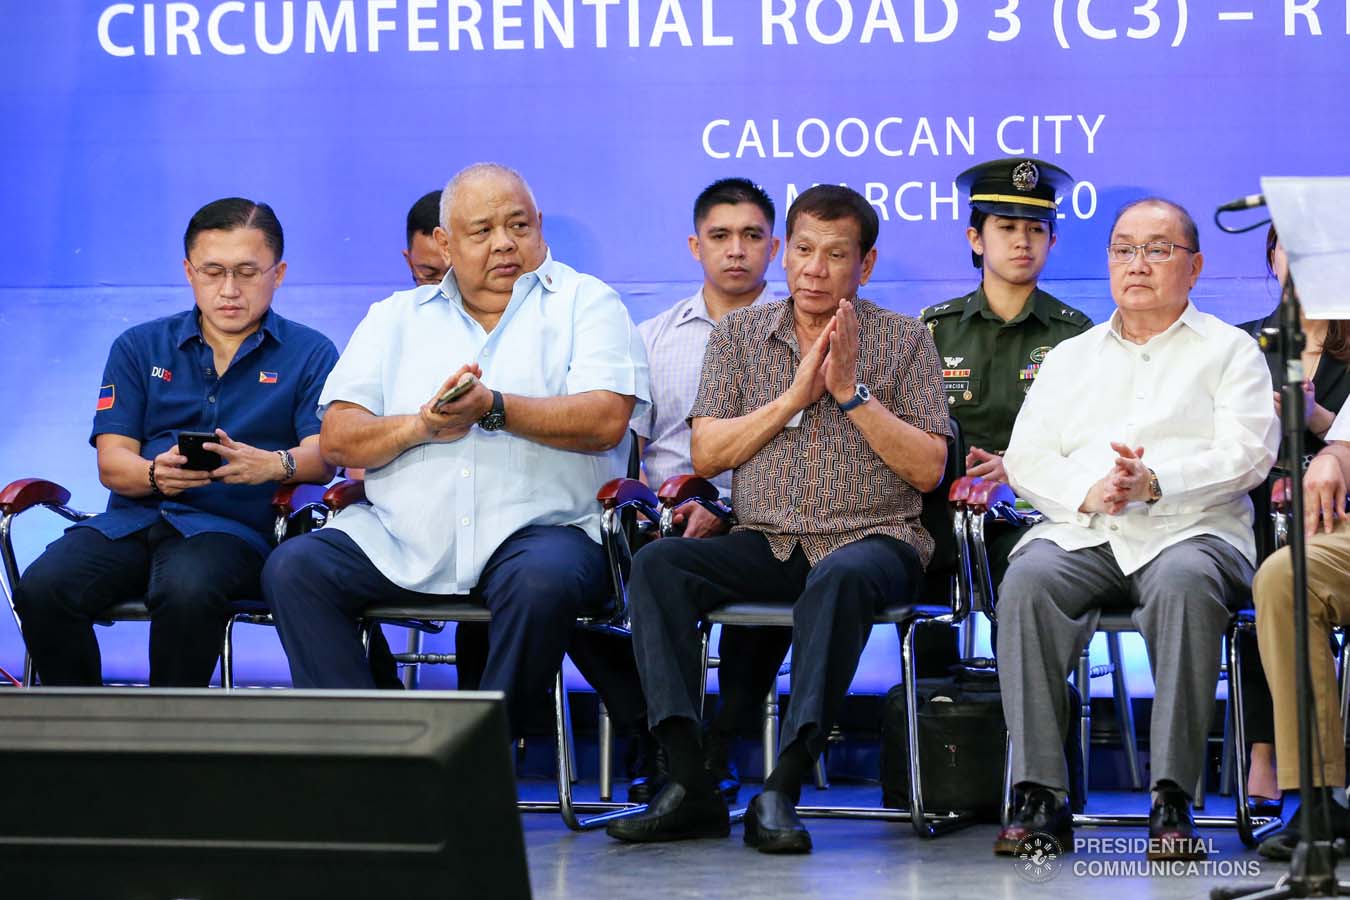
[1106,299,1205,347]
[427,249,561,307]
[175,307,280,348]
[677,283,775,327]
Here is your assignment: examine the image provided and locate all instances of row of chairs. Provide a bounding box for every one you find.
[10,419,1304,844]
[0,419,974,837]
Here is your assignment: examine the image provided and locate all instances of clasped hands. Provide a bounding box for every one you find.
[1079,442,1153,516]
[785,298,861,411]
[415,362,495,443]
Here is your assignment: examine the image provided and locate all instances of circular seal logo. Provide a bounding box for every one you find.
[1014,832,1064,884]
[1029,346,1052,364]
[1012,160,1040,193]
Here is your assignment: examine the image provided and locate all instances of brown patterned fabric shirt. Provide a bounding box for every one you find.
[690,298,950,568]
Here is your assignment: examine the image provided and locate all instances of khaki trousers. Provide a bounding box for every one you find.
[1253,519,1350,790]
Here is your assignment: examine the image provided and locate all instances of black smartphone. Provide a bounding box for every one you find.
[177,431,222,471]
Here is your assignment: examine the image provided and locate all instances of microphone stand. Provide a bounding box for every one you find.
[1211,271,1350,898]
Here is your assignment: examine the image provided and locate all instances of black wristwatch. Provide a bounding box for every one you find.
[478,389,506,432]
[836,383,871,413]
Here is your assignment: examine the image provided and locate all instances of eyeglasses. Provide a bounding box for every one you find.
[1106,241,1197,265]
[189,260,280,284]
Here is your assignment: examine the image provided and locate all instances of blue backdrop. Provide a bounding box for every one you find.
[2,1,1347,690]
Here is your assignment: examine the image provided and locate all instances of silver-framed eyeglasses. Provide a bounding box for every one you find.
[189,260,280,284]
[1106,241,1197,264]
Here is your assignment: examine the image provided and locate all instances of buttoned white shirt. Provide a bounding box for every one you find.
[318,252,650,593]
[632,285,775,492]
[1004,301,1278,573]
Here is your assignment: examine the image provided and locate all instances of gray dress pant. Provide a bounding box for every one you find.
[997,535,1251,797]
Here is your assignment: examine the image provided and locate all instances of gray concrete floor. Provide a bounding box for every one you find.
[520,781,1285,899]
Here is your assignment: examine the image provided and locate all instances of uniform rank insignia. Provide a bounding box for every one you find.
[259,371,279,384]
[96,384,115,411]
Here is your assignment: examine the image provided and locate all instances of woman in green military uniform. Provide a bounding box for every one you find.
[922,158,1093,590]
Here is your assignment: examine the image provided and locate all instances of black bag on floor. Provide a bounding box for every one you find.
[879,663,1083,821]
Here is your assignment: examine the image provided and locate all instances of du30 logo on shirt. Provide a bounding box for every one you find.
[258,371,279,384]
[150,366,172,382]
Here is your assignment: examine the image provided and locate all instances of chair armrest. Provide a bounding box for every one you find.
[271,483,331,517]
[657,474,720,508]
[948,476,1016,513]
[0,478,73,516]
[967,479,1017,514]
[947,475,978,507]
[597,478,658,511]
[322,479,368,511]
[1271,476,1291,515]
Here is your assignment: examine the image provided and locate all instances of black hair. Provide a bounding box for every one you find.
[406,190,442,247]
[785,185,879,255]
[693,178,776,232]
[1109,197,1200,253]
[183,198,283,262]
[967,208,1056,270]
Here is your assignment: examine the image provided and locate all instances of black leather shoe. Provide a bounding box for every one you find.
[1148,786,1206,860]
[606,782,730,843]
[993,787,1073,856]
[703,729,741,805]
[1257,830,1298,862]
[743,791,812,854]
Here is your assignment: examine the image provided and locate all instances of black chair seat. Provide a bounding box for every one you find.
[96,597,270,625]
[704,601,944,628]
[365,600,492,625]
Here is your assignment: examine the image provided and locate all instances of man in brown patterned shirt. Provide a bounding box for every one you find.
[608,185,949,853]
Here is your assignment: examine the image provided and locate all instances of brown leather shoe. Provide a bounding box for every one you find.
[1147,786,1206,861]
[994,787,1073,856]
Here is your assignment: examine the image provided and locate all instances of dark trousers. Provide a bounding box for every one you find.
[629,530,921,759]
[709,625,793,736]
[12,521,261,687]
[263,525,640,738]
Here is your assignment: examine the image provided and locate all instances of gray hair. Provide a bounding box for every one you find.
[440,163,538,232]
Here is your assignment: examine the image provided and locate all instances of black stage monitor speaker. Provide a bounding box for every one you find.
[0,688,531,900]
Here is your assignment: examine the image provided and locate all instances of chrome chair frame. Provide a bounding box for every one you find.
[949,474,1282,846]
[0,477,322,689]
[652,417,993,838]
[326,475,659,832]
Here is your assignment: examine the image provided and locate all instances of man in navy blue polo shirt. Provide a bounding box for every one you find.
[12,197,338,687]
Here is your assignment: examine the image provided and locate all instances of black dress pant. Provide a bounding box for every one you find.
[13,520,261,686]
[629,529,921,759]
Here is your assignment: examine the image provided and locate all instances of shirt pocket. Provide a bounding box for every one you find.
[942,371,981,409]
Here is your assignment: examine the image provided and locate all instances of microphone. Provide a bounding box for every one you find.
[1216,193,1266,213]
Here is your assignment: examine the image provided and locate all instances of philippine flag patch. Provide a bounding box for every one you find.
[259,371,278,384]
[96,384,115,411]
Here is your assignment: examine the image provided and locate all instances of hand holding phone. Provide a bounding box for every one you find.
[434,373,478,412]
[177,431,223,471]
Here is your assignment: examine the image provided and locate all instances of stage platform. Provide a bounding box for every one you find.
[519,780,1278,899]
